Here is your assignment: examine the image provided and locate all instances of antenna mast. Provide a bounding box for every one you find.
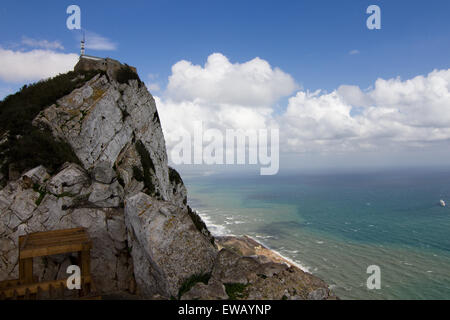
[80,30,85,56]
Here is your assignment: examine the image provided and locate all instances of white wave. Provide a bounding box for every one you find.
[196,210,231,236]
[245,235,311,273]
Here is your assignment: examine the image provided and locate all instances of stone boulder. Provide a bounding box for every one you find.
[124,192,217,298]
[181,278,228,300]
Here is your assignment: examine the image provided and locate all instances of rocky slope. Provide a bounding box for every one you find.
[0,57,334,300]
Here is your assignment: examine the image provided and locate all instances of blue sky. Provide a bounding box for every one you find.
[0,1,449,171]
[0,0,449,93]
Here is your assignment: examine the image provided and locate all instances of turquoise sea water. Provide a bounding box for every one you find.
[183,169,450,300]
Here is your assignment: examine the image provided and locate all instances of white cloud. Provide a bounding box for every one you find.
[157,53,293,156]
[349,49,360,55]
[21,37,64,50]
[84,32,117,51]
[166,53,298,107]
[0,48,78,83]
[156,53,450,165]
[281,69,450,153]
[147,83,161,92]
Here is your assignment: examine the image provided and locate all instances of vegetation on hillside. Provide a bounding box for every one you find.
[134,139,159,197]
[187,205,214,245]
[224,283,248,300]
[116,64,142,85]
[177,273,211,299]
[0,70,100,180]
[169,167,184,186]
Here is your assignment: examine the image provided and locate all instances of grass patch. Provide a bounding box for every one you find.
[33,183,47,206]
[178,273,211,299]
[224,283,248,300]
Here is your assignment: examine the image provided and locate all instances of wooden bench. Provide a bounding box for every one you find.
[0,227,94,300]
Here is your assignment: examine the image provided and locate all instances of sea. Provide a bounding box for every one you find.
[182,168,450,300]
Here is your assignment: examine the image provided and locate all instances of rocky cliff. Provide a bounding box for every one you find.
[0,58,334,300]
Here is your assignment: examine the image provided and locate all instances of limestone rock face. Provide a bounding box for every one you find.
[33,73,174,202]
[124,192,217,298]
[0,61,211,298]
[0,165,134,294]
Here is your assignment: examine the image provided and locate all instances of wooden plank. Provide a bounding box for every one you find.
[25,228,88,241]
[21,237,91,252]
[23,234,90,250]
[19,234,29,251]
[0,279,22,289]
[24,228,85,240]
[80,250,91,295]
[24,231,89,245]
[0,277,39,289]
[79,295,102,300]
[20,242,91,259]
[0,277,92,299]
[18,258,33,283]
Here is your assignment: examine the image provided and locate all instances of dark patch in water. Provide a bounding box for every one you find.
[256,221,307,240]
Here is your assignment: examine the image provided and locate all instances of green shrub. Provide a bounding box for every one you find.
[0,70,98,136]
[224,283,248,300]
[178,273,211,299]
[1,128,82,179]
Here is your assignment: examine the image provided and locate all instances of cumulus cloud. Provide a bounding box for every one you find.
[156,53,450,162]
[84,32,117,51]
[156,53,293,160]
[21,37,64,50]
[281,69,450,153]
[166,53,298,107]
[0,48,78,83]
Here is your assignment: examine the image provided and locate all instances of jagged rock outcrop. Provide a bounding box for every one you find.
[180,236,337,300]
[125,193,216,297]
[0,58,334,300]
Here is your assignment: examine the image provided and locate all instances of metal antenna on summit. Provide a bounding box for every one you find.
[80,30,85,56]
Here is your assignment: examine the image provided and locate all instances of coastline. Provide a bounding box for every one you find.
[196,210,312,273]
[195,209,337,298]
[214,234,338,300]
